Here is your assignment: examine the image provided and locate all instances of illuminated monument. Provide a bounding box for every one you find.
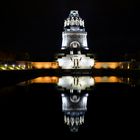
[57,76,95,132]
[57,10,95,69]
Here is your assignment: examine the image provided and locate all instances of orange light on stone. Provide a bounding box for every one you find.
[108,62,119,69]
[32,62,59,69]
[51,62,59,69]
[94,62,121,69]
[94,62,102,69]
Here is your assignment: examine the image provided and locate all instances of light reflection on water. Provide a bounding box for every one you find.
[17,75,138,132]
[0,75,138,134]
[23,76,131,84]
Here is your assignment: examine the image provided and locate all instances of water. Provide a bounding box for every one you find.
[0,75,139,137]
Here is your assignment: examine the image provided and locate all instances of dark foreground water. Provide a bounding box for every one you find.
[0,75,139,138]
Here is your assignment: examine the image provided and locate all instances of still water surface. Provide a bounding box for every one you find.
[0,75,139,136]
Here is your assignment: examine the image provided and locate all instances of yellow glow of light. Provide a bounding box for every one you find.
[94,62,102,69]
[32,62,59,69]
[31,76,59,83]
[51,62,59,69]
[31,76,123,84]
[0,67,6,70]
[108,76,121,82]
[108,63,119,69]
[95,76,121,83]
[94,62,121,69]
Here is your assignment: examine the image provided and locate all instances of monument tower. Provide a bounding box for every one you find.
[57,10,95,69]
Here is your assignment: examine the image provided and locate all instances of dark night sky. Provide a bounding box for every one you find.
[0,0,139,61]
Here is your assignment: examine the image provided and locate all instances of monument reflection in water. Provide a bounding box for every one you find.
[57,76,95,132]
[22,75,135,132]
